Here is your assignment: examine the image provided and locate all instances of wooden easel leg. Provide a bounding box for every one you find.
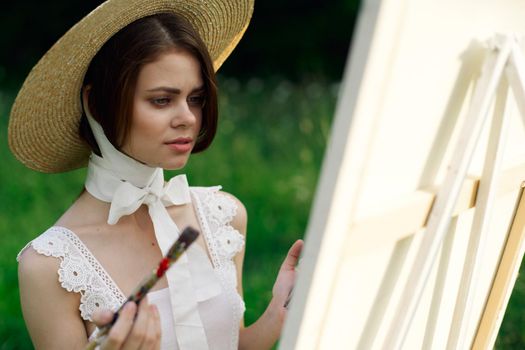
[422,218,460,349]
[471,183,525,350]
[447,79,511,350]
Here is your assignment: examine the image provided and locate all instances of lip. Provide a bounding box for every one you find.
[165,137,193,153]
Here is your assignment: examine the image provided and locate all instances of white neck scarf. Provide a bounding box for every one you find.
[84,105,210,350]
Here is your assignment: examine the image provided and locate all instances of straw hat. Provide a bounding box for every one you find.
[8,0,254,173]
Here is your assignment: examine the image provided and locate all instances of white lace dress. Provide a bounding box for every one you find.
[17,187,246,350]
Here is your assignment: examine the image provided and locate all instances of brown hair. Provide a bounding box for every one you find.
[79,12,218,155]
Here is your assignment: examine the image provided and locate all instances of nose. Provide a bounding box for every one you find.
[170,100,197,129]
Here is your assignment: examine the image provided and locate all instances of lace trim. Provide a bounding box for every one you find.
[19,226,125,321]
[191,187,245,267]
[191,187,245,349]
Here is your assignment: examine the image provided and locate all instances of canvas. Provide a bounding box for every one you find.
[280,0,525,348]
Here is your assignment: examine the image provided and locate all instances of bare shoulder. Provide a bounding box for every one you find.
[18,245,87,348]
[18,246,63,326]
[218,190,247,236]
[18,245,61,285]
[18,245,80,311]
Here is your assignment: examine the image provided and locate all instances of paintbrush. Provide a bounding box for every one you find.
[85,226,200,349]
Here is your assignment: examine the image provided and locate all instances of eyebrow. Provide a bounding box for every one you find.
[146,86,205,94]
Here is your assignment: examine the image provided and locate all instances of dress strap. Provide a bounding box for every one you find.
[190,187,246,350]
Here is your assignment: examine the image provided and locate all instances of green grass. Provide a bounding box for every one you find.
[0,77,523,349]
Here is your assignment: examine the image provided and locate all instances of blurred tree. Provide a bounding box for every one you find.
[0,0,360,87]
[220,0,360,80]
[0,1,104,87]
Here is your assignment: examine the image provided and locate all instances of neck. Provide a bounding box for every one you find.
[78,190,153,230]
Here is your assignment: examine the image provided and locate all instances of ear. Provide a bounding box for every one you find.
[82,85,92,106]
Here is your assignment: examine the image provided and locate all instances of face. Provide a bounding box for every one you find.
[121,49,205,170]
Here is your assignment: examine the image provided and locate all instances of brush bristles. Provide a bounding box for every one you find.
[178,226,199,246]
[165,226,199,258]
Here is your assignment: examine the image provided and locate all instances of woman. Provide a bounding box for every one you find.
[9,1,302,349]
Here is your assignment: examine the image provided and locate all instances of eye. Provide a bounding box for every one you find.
[187,94,206,108]
[150,97,171,107]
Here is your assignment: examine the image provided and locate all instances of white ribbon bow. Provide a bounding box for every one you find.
[108,174,191,226]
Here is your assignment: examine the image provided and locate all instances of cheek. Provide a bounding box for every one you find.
[131,104,166,138]
[132,102,153,128]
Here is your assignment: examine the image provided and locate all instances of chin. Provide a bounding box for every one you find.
[161,160,189,171]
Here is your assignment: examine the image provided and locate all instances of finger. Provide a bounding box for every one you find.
[91,309,115,327]
[103,302,137,349]
[153,305,162,350]
[143,304,161,350]
[122,299,151,350]
[281,240,304,270]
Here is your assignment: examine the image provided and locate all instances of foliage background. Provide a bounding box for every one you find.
[0,0,523,349]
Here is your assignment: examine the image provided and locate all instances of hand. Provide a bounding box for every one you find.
[237,240,304,349]
[271,240,304,321]
[90,299,161,350]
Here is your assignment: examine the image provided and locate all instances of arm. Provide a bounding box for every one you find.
[18,247,161,350]
[238,240,303,350]
[18,247,89,349]
[222,192,303,350]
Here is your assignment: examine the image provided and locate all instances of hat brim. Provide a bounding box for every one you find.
[8,0,253,173]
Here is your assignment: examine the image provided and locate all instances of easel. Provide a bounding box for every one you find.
[384,34,525,350]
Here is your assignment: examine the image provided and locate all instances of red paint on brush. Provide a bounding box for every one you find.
[157,258,170,277]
